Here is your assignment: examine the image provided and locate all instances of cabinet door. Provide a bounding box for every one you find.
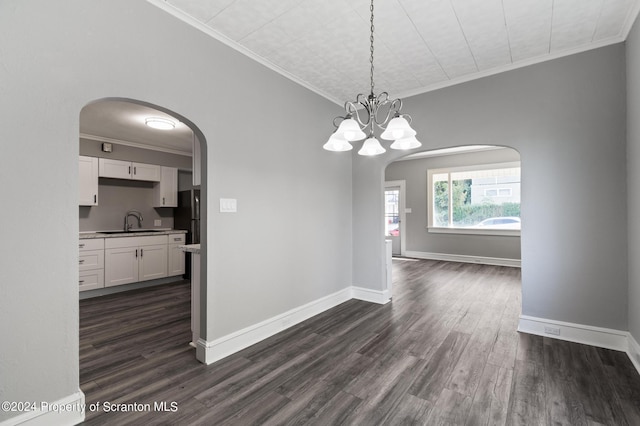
[79,249,104,271]
[139,244,168,281]
[131,162,161,182]
[168,244,185,276]
[105,247,139,287]
[99,158,133,179]
[79,269,104,291]
[154,166,178,207]
[79,156,99,206]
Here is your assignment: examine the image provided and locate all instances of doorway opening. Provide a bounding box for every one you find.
[384,180,406,256]
[77,98,207,378]
[383,145,522,297]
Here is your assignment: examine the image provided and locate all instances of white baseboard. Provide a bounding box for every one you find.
[404,250,521,268]
[0,391,85,426]
[518,315,629,351]
[629,333,640,374]
[518,315,640,376]
[351,286,391,304]
[199,287,353,365]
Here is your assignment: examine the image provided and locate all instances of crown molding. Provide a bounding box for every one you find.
[146,0,344,106]
[395,36,628,101]
[147,0,640,106]
[79,133,192,157]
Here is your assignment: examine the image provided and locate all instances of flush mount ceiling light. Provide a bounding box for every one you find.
[145,117,175,130]
[324,0,421,156]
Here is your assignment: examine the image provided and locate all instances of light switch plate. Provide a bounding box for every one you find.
[154,219,162,226]
[220,198,237,213]
[405,208,412,213]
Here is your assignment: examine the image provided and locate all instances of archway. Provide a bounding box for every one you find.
[383,145,522,272]
[78,97,208,362]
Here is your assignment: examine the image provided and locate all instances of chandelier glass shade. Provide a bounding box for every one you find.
[324,0,420,156]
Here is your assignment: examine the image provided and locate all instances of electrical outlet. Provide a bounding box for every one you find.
[154,219,162,227]
[544,326,560,336]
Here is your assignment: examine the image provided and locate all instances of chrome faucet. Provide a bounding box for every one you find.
[124,210,143,232]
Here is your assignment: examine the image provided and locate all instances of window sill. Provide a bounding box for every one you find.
[427,227,520,237]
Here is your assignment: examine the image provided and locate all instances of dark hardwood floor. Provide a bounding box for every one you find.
[79,259,640,425]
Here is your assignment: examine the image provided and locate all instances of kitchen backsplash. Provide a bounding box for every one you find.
[79,178,174,232]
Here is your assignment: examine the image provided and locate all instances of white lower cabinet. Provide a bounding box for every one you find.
[79,238,104,291]
[168,234,186,276]
[105,235,168,287]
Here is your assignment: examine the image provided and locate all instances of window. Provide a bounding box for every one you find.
[384,189,400,237]
[428,162,521,235]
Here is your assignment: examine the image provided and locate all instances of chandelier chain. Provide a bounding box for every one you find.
[370,0,375,96]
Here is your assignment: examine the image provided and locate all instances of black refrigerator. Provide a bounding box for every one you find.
[174,189,200,279]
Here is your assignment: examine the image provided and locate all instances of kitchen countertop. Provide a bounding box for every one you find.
[80,229,187,239]
[179,244,201,254]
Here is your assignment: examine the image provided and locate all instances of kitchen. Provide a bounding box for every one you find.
[78,99,202,340]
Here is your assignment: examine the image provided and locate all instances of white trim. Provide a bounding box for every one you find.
[385,180,406,256]
[197,288,353,365]
[394,37,630,102]
[0,391,85,426]
[146,0,343,106]
[80,133,192,157]
[427,227,520,237]
[628,333,640,375]
[518,316,640,377]
[405,250,521,268]
[149,0,640,106]
[197,285,393,365]
[352,286,391,305]
[518,315,628,352]
[396,146,503,161]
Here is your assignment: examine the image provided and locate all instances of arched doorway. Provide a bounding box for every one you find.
[78,98,207,364]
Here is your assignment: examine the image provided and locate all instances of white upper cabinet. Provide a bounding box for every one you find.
[132,162,161,181]
[154,166,178,207]
[98,158,131,179]
[79,156,99,206]
[98,158,161,182]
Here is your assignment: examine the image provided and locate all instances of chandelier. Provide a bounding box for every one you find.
[324,0,421,156]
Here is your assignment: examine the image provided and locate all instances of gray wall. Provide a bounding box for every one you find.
[79,139,191,231]
[627,19,640,344]
[385,148,521,260]
[79,179,174,231]
[354,44,628,332]
[0,1,350,422]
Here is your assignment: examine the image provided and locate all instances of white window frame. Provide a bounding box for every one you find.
[427,161,521,237]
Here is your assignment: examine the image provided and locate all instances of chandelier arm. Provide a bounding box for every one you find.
[324,0,416,155]
[332,116,348,129]
[345,94,376,130]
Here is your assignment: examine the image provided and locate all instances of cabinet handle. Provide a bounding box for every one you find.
[79,259,85,264]
[94,194,97,203]
[79,244,85,248]
[163,197,165,205]
[174,238,181,241]
[129,166,131,175]
[79,280,84,284]
[141,248,144,257]
[134,166,137,175]
[135,249,138,258]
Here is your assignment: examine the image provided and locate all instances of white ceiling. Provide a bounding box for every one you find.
[80,100,194,155]
[153,0,640,104]
[83,1,640,154]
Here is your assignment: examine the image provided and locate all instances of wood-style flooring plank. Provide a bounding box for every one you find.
[79,261,640,425]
